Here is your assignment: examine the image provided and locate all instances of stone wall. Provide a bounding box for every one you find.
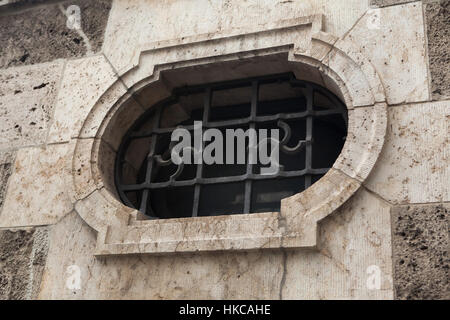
[0,0,112,69]
[0,227,49,299]
[392,204,449,299]
[425,0,450,100]
[0,0,448,300]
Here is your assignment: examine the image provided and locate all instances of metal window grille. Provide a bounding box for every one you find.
[116,73,347,219]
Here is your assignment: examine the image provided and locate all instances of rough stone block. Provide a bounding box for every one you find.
[0,227,49,300]
[425,0,450,100]
[0,0,112,68]
[370,0,418,7]
[392,204,449,300]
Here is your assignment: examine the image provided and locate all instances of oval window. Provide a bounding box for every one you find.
[116,73,347,219]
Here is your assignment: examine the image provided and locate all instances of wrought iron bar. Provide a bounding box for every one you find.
[115,73,348,219]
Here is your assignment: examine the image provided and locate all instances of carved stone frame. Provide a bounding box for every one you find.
[67,15,387,256]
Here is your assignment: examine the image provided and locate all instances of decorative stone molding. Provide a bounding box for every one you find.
[67,14,387,256]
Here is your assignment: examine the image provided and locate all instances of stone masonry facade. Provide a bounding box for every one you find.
[0,0,448,299]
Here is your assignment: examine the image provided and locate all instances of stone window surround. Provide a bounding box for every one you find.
[67,14,388,256]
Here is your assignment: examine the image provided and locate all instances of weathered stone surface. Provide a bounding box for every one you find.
[103,0,370,72]
[342,2,429,105]
[38,189,394,299]
[0,0,48,9]
[0,0,445,301]
[365,101,450,204]
[48,55,120,143]
[38,211,285,299]
[282,189,394,299]
[0,143,74,228]
[0,0,112,69]
[370,0,417,7]
[0,151,15,212]
[426,0,450,100]
[392,204,449,300]
[74,27,389,255]
[0,61,64,150]
[0,227,49,300]
[334,104,387,182]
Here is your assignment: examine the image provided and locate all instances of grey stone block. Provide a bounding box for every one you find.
[370,0,418,8]
[0,0,112,69]
[425,0,450,100]
[0,227,49,300]
[392,204,449,300]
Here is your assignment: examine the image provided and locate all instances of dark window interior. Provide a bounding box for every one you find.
[116,73,348,219]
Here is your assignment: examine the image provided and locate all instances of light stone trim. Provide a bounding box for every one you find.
[66,15,388,256]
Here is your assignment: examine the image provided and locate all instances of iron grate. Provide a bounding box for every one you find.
[115,73,348,219]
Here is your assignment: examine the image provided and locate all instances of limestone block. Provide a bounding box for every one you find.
[322,49,376,107]
[391,204,449,300]
[38,211,283,300]
[74,189,131,232]
[48,55,120,143]
[0,61,64,150]
[78,80,128,139]
[334,103,388,182]
[0,151,15,211]
[103,0,370,72]
[0,143,73,227]
[364,101,450,204]
[70,138,118,201]
[38,189,393,300]
[281,169,361,247]
[120,18,316,88]
[37,212,99,300]
[341,2,430,105]
[71,139,98,201]
[282,189,394,299]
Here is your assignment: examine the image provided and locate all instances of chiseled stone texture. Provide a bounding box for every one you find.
[38,189,393,300]
[0,151,15,211]
[392,204,449,300]
[426,0,450,100]
[0,227,49,300]
[282,189,393,299]
[38,211,285,299]
[0,143,74,228]
[342,2,429,105]
[103,0,371,72]
[365,101,450,204]
[0,60,64,150]
[0,0,112,69]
